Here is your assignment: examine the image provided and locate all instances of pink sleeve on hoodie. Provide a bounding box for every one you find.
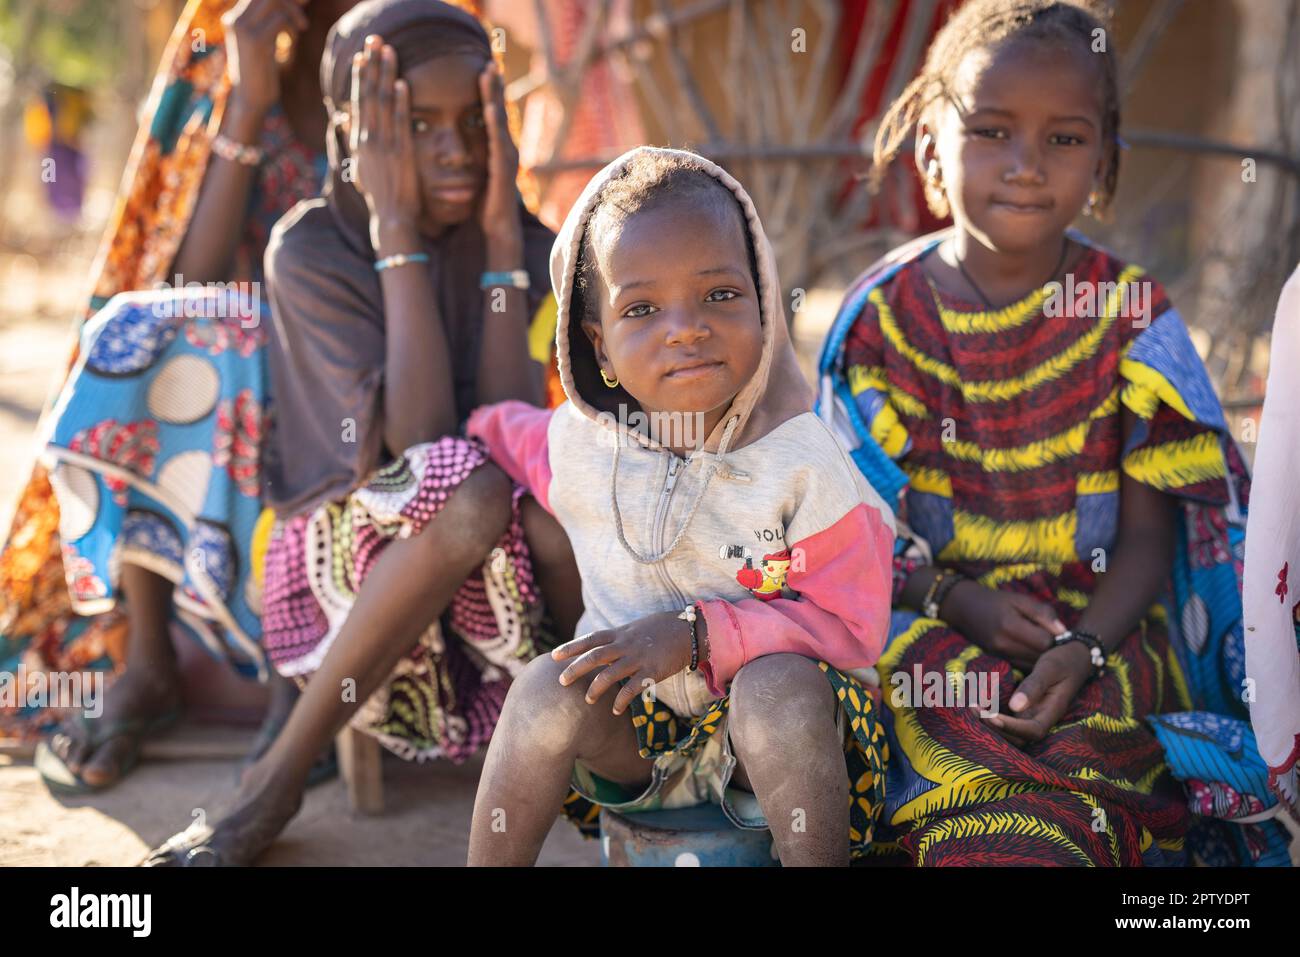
[465,400,555,514]
[697,501,894,696]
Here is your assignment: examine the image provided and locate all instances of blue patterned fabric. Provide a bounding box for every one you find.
[43,288,271,679]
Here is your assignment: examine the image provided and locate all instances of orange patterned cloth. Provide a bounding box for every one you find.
[1,0,238,741]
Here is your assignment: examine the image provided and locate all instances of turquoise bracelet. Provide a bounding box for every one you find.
[374,252,430,272]
[480,269,530,289]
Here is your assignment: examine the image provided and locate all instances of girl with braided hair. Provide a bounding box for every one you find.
[819,0,1277,865]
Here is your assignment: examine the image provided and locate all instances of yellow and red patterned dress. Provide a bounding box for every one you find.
[827,232,1264,865]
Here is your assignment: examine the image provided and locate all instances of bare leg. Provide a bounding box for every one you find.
[520,495,583,642]
[239,672,318,787]
[261,673,302,736]
[49,564,182,787]
[727,654,847,867]
[468,653,649,866]
[151,463,515,866]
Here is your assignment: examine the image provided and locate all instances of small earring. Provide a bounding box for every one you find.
[1084,190,1099,216]
[601,369,619,389]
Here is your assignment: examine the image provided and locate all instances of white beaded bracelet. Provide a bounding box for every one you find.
[210,133,265,167]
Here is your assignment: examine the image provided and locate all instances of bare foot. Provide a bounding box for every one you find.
[143,769,304,867]
[45,662,183,789]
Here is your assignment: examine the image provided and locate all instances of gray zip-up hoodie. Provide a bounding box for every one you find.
[469,147,895,711]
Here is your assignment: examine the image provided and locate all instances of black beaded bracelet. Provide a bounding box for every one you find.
[921,568,965,619]
[931,570,965,617]
[1053,629,1106,678]
[679,604,700,671]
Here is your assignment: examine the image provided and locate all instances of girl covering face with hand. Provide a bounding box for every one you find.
[144,0,566,867]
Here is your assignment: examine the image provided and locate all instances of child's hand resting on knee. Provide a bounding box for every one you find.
[552,612,697,715]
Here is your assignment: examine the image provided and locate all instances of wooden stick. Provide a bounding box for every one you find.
[336,725,384,815]
[599,0,739,58]
[813,0,897,144]
[1123,129,1300,177]
[1120,0,1186,97]
[653,0,723,144]
[880,0,937,109]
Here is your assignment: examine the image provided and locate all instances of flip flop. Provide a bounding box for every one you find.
[139,822,225,867]
[35,708,181,796]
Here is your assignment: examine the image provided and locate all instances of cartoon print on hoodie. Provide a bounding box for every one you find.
[731,546,792,602]
[468,146,896,712]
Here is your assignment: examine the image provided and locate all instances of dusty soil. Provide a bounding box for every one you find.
[0,727,598,866]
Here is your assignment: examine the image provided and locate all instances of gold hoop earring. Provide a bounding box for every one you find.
[601,369,619,389]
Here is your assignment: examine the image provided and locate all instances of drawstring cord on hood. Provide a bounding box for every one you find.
[610,413,741,564]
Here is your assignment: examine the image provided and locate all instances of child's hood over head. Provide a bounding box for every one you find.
[550,146,814,457]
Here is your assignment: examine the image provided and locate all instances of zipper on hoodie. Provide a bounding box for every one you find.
[651,453,689,607]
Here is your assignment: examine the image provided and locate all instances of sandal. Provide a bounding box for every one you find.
[35,707,182,796]
[139,821,225,867]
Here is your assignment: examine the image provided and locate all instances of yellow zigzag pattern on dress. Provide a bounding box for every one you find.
[880,620,1051,822]
[976,563,1065,588]
[847,363,888,396]
[1119,353,1195,422]
[943,510,1078,563]
[914,808,1092,866]
[1138,634,1168,711]
[847,363,931,421]
[1057,589,1089,610]
[877,266,1144,404]
[934,283,1053,334]
[1123,431,1227,490]
[1075,763,1168,796]
[1077,470,1119,495]
[938,388,1119,472]
[1074,791,1122,863]
[1067,655,1140,737]
[903,464,952,497]
[873,289,964,388]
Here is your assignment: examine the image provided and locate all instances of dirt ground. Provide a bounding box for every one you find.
[0,733,598,866]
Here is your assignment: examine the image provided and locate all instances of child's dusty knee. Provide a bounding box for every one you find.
[505,653,591,752]
[729,655,833,752]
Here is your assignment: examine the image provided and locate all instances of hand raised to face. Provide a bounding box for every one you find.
[223,0,309,117]
[348,35,421,248]
[475,60,521,243]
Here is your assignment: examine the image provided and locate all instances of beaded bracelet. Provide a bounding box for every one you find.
[210,133,265,167]
[921,568,965,619]
[374,252,430,272]
[679,603,700,671]
[1053,629,1106,678]
[480,269,529,289]
[931,569,965,617]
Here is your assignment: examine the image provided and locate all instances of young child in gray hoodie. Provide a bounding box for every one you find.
[466,147,896,865]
